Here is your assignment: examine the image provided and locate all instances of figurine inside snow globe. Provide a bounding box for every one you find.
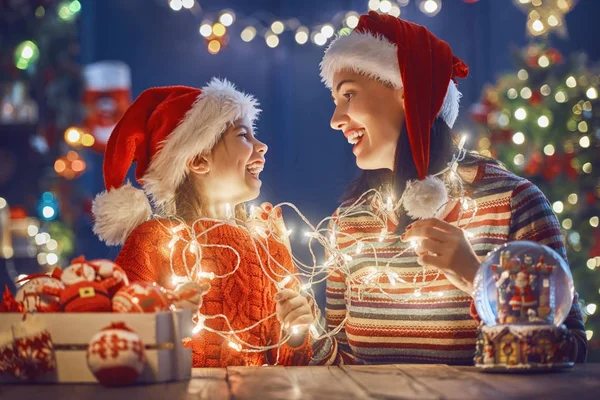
[472,240,576,371]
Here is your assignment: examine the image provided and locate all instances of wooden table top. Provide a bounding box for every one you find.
[1,364,599,400]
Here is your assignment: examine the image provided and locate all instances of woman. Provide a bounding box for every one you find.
[92,79,313,367]
[311,12,586,365]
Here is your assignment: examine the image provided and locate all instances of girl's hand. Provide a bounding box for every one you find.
[172,281,211,310]
[275,289,314,336]
[401,218,480,295]
[247,202,291,252]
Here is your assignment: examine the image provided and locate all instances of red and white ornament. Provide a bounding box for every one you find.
[14,276,64,312]
[0,316,56,380]
[90,259,129,297]
[112,282,169,313]
[86,322,145,386]
[60,260,96,286]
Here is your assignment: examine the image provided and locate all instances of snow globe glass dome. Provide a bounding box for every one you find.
[473,240,574,327]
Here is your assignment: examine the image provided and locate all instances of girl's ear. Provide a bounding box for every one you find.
[188,154,210,175]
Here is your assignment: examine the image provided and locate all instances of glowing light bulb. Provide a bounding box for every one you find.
[228,341,242,352]
[378,229,387,242]
[192,317,205,334]
[278,276,292,289]
[356,241,364,255]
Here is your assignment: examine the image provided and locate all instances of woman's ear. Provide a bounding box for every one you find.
[397,87,405,109]
[187,154,210,175]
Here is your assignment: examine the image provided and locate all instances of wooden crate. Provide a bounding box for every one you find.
[0,309,192,383]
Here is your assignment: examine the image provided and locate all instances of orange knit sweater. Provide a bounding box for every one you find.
[115,218,311,367]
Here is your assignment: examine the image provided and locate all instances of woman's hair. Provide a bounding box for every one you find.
[341,118,500,232]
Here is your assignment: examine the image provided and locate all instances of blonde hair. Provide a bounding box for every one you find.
[174,173,247,222]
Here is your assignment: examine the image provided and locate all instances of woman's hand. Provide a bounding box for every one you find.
[401,218,480,295]
[275,289,314,345]
[247,202,291,252]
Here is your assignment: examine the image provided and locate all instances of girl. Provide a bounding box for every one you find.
[311,12,586,365]
[92,79,313,367]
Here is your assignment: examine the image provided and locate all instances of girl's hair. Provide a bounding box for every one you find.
[341,118,500,232]
[174,173,247,224]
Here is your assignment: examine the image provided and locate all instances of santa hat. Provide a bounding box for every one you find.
[92,78,260,246]
[320,12,469,219]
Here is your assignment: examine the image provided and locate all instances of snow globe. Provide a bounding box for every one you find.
[472,241,576,371]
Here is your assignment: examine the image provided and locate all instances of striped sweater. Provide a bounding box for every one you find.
[311,163,587,365]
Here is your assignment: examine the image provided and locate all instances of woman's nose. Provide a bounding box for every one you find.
[330,106,347,131]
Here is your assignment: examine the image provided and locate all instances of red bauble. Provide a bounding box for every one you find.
[112,282,170,313]
[60,260,97,286]
[60,281,112,312]
[529,92,542,106]
[547,49,563,64]
[14,276,64,312]
[86,322,145,386]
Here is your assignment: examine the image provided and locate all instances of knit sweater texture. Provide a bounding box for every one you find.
[115,218,311,367]
[311,163,587,365]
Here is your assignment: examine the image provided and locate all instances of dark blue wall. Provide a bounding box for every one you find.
[79,0,600,260]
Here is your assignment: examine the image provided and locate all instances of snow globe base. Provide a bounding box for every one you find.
[475,323,575,372]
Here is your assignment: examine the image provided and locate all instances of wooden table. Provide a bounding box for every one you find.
[1,364,599,400]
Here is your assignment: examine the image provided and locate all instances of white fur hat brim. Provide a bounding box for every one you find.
[320,31,461,128]
[92,78,260,246]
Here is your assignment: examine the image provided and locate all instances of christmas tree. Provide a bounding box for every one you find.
[471,43,600,357]
[0,0,85,285]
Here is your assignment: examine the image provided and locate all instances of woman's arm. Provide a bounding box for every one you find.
[508,179,587,362]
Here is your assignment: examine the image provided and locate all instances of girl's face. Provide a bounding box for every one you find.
[330,70,405,171]
[195,117,267,206]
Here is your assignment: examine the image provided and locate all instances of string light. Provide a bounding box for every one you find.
[271,21,284,34]
[566,76,577,88]
[321,24,334,39]
[169,0,182,12]
[586,87,598,100]
[512,132,525,144]
[345,12,359,28]
[145,143,478,362]
[552,201,564,213]
[514,108,527,120]
[199,23,212,37]
[295,27,309,44]
[543,144,555,156]
[241,27,257,42]
[419,0,442,16]
[517,69,529,80]
[181,0,194,10]
[537,115,549,127]
[266,33,279,48]
[219,11,235,27]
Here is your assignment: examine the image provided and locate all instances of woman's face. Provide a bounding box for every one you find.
[198,117,268,205]
[330,70,405,170]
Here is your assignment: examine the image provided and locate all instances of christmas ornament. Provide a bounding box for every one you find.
[59,259,96,286]
[90,259,130,297]
[14,275,64,312]
[59,281,112,312]
[0,316,56,380]
[86,322,145,386]
[82,61,131,152]
[473,241,576,371]
[112,282,170,313]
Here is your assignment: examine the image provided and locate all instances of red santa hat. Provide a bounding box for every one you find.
[92,78,260,245]
[320,12,469,219]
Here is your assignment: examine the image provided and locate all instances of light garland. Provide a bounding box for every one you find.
[147,137,477,365]
[167,0,449,54]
